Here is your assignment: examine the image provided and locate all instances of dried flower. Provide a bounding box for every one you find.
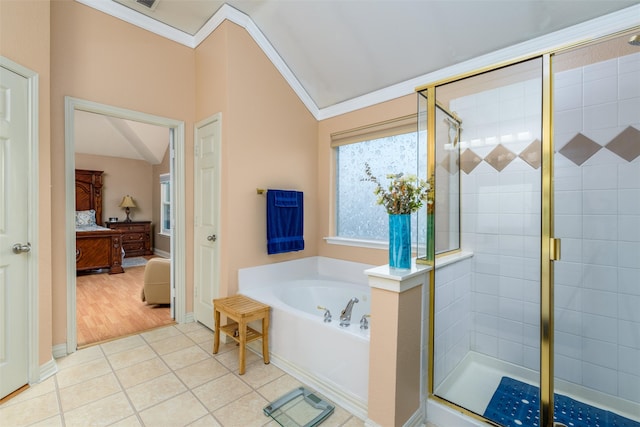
[362,163,431,215]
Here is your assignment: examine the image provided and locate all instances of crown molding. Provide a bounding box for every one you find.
[75,1,640,121]
[197,5,319,118]
[318,4,640,120]
[76,0,194,46]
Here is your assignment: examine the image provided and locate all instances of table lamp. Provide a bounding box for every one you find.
[119,195,136,222]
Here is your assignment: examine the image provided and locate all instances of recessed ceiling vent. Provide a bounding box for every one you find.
[135,0,158,11]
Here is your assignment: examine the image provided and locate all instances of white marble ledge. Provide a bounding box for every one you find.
[365,251,474,293]
[435,251,473,268]
[365,259,432,293]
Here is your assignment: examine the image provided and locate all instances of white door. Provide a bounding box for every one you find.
[0,65,30,398]
[193,115,221,330]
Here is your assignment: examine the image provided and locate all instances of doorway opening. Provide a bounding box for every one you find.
[65,97,186,353]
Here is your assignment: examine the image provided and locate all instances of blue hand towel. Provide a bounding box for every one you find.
[267,190,304,255]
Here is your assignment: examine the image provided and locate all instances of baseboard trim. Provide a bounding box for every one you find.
[364,400,425,427]
[52,343,67,359]
[154,248,170,259]
[38,358,58,383]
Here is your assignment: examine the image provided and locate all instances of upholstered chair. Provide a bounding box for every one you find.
[141,258,171,304]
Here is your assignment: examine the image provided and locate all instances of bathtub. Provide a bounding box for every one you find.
[238,257,374,419]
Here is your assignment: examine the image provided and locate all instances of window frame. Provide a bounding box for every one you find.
[328,114,420,248]
[159,173,171,236]
[327,111,462,257]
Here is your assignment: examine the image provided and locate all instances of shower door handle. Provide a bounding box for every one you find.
[549,238,561,261]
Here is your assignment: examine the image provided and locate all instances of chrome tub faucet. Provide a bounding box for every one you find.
[339,297,359,327]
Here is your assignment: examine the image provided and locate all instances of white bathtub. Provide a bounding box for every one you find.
[238,257,374,419]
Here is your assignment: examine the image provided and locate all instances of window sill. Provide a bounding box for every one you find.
[158,232,171,238]
[324,236,387,250]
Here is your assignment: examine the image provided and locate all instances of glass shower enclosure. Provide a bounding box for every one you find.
[417,30,640,427]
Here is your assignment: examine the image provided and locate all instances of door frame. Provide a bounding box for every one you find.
[0,56,40,384]
[64,97,186,353]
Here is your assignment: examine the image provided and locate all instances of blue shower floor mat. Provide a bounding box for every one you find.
[483,376,640,427]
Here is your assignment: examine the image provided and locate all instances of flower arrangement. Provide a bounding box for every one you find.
[362,163,431,215]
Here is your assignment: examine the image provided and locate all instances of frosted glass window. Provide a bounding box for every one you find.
[336,132,420,241]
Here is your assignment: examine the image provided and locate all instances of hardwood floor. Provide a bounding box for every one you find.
[76,263,174,347]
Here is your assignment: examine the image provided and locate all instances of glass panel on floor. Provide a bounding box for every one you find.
[552,32,640,425]
[429,58,544,424]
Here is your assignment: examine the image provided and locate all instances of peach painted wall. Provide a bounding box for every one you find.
[317,95,416,266]
[368,288,401,425]
[75,153,154,224]
[368,284,423,426]
[0,0,53,366]
[50,0,196,346]
[196,22,319,296]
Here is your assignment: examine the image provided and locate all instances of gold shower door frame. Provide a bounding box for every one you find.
[417,28,639,427]
[417,53,557,427]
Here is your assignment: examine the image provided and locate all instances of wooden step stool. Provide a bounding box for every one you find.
[212,294,270,375]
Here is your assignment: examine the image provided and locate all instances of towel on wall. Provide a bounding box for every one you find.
[267,189,304,255]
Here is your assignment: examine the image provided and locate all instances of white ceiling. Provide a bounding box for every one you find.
[75,110,170,164]
[105,0,639,110]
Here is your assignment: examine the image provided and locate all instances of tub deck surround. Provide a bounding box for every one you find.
[238,256,374,288]
[365,259,433,292]
[238,257,375,420]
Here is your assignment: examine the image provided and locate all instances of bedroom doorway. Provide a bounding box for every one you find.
[64,97,186,353]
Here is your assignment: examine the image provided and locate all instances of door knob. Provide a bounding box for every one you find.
[12,242,31,254]
[207,234,217,242]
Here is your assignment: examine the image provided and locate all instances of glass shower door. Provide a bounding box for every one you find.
[425,57,544,424]
[552,32,640,425]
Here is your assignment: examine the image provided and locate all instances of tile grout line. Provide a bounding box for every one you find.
[137,325,227,426]
[53,375,66,427]
[6,323,365,427]
[101,340,147,427]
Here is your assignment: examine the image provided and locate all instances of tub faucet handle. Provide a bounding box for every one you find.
[339,297,359,327]
[360,314,371,330]
[317,305,332,323]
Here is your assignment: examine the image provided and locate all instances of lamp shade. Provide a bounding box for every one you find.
[119,195,136,208]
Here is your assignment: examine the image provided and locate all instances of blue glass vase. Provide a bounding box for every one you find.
[388,214,411,269]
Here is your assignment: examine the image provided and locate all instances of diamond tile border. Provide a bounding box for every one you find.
[484,144,516,172]
[606,126,640,162]
[460,148,483,174]
[558,133,601,166]
[459,126,639,174]
[519,139,541,169]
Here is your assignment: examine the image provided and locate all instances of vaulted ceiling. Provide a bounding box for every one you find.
[74,0,640,161]
[85,0,639,111]
[75,110,170,164]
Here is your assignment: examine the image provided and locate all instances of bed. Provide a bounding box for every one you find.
[75,169,124,274]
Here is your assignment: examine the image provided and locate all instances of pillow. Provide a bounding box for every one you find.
[76,209,96,226]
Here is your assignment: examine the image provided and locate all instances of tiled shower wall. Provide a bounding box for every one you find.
[552,52,640,403]
[443,51,639,403]
[433,257,472,387]
[456,72,543,376]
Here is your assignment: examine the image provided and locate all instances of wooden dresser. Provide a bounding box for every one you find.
[106,221,153,258]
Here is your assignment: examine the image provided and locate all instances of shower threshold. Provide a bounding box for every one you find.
[434,352,639,424]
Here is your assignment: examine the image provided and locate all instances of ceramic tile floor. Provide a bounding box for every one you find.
[0,322,366,427]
